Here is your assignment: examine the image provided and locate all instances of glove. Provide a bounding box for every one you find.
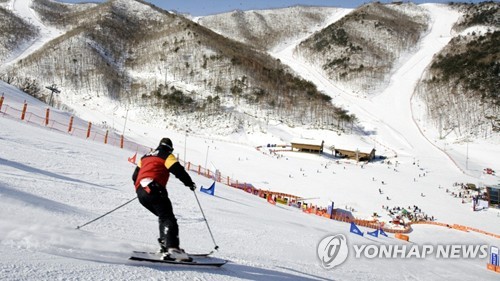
[188,183,197,191]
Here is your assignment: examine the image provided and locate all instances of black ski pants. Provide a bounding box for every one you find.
[136,181,179,249]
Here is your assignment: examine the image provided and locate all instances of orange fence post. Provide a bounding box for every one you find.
[86,122,92,138]
[395,233,410,242]
[187,162,190,171]
[45,108,50,126]
[21,102,27,120]
[0,94,4,111]
[487,263,496,272]
[227,176,230,185]
[120,135,124,148]
[68,116,74,132]
[104,130,109,144]
[197,165,201,175]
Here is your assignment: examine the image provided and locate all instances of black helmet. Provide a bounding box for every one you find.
[159,137,173,150]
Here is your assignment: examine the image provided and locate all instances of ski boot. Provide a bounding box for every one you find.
[163,247,192,262]
[157,238,167,254]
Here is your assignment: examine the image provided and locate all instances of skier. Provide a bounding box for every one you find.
[132,137,197,261]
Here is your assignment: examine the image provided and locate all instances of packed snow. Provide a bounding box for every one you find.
[0,0,499,280]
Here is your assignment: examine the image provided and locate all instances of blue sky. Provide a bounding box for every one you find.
[61,1,488,16]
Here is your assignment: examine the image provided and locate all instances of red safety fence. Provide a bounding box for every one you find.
[0,97,151,155]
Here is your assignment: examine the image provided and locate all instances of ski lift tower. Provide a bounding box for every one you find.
[45,84,60,107]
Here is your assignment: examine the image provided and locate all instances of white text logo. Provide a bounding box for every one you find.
[317,234,349,269]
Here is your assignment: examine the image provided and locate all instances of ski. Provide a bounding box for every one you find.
[132,250,214,257]
[129,255,226,267]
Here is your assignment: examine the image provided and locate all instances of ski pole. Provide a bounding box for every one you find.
[76,197,137,230]
[193,190,219,250]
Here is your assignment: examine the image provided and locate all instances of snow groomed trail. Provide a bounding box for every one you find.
[0,0,63,71]
[271,4,462,172]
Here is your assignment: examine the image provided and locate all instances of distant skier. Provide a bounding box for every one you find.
[132,137,197,261]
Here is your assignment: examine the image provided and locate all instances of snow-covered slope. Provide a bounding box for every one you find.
[1,0,498,229]
[0,0,62,71]
[0,1,499,279]
[271,3,499,182]
[1,87,499,280]
[198,6,347,51]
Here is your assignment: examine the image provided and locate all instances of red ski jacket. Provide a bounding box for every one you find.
[132,146,193,191]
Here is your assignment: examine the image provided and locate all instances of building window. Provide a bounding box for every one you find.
[487,187,500,206]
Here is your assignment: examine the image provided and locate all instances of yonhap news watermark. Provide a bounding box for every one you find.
[317,234,494,269]
[351,244,488,259]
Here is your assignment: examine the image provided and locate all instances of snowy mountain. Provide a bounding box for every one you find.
[200,1,499,141]
[0,3,38,62]
[1,0,497,141]
[0,0,500,279]
[0,0,349,135]
[197,6,344,51]
[415,2,500,140]
[296,2,430,95]
[0,1,497,138]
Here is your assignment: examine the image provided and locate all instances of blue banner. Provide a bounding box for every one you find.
[350,222,364,236]
[200,182,215,196]
[367,229,379,238]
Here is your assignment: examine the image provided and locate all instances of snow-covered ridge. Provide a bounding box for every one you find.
[111,0,165,22]
[199,5,345,50]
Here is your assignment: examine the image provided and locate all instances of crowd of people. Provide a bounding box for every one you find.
[382,205,434,226]
[445,182,486,204]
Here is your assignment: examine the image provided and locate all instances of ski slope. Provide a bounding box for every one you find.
[271,4,463,165]
[0,0,63,72]
[1,93,499,280]
[0,1,499,280]
[268,3,500,229]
